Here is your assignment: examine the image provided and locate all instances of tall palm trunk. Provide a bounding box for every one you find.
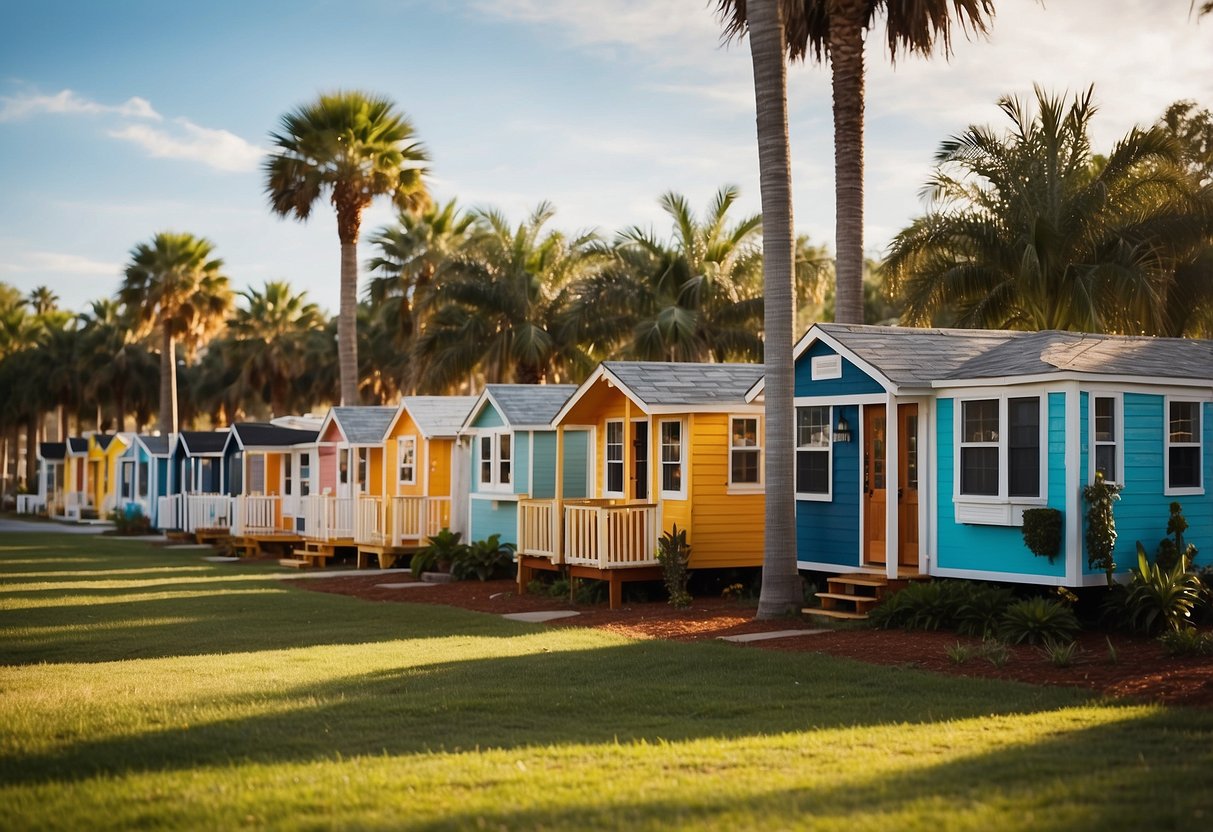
[829,0,867,324]
[158,326,177,434]
[25,416,37,488]
[748,0,802,618]
[338,240,360,405]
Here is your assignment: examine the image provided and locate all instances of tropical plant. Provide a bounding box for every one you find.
[886,87,1213,334]
[656,524,693,609]
[1105,543,1205,635]
[946,642,974,664]
[1158,627,1213,657]
[869,580,971,631]
[225,281,326,416]
[109,505,152,536]
[450,534,516,582]
[264,90,430,405]
[1084,472,1123,587]
[118,232,232,433]
[979,638,1012,667]
[954,583,1016,638]
[1021,507,1063,562]
[414,203,602,390]
[79,299,157,433]
[1154,501,1198,571]
[1039,638,1080,668]
[411,528,468,578]
[997,597,1081,645]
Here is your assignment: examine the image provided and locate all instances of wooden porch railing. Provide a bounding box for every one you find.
[65,491,87,520]
[356,496,387,545]
[518,498,559,561]
[388,496,451,545]
[184,494,232,532]
[232,495,284,536]
[300,494,356,541]
[564,502,659,569]
[157,494,183,530]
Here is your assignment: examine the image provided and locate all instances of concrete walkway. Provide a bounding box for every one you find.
[502,610,581,623]
[0,517,108,535]
[718,629,827,643]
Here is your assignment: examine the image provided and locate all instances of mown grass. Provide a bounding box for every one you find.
[1,532,1211,830]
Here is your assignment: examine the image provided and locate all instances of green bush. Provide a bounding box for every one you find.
[1105,543,1204,635]
[1039,638,1080,667]
[109,506,151,536]
[1021,508,1062,561]
[657,525,692,609]
[955,584,1017,638]
[1157,628,1213,657]
[410,528,468,578]
[869,580,970,631]
[1083,472,1123,587]
[998,597,1081,645]
[450,534,516,582]
[1154,502,1198,571]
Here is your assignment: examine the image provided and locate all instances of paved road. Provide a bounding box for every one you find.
[0,517,109,534]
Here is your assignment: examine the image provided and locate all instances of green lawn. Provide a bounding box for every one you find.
[1,533,1211,830]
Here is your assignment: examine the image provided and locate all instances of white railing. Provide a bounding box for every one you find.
[16,494,44,515]
[64,491,86,520]
[356,496,387,545]
[564,502,659,569]
[185,494,232,533]
[233,495,283,536]
[518,498,559,561]
[157,494,183,530]
[388,496,451,545]
[300,494,356,542]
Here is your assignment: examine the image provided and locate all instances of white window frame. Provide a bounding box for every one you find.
[795,405,832,502]
[397,436,417,486]
[248,452,266,494]
[355,447,369,494]
[728,415,764,492]
[120,459,135,500]
[298,452,311,497]
[952,393,1048,513]
[1089,392,1124,487]
[477,430,514,493]
[603,419,626,497]
[658,419,686,500]
[1165,396,1204,496]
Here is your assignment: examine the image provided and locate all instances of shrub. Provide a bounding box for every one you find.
[450,534,516,582]
[656,525,692,609]
[1083,472,1123,587]
[1158,628,1213,657]
[998,597,1081,645]
[980,639,1012,667]
[411,528,468,578]
[1039,638,1081,668]
[946,642,974,664]
[109,506,151,536]
[1107,543,1204,635]
[1155,502,1198,571]
[1021,508,1063,561]
[955,584,1017,638]
[870,580,970,631]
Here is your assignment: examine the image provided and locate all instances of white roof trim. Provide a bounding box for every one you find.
[749,325,899,398]
[460,389,504,432]
[315,409,350,445]
[552,365,650,426]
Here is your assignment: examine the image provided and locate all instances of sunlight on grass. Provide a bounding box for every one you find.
[0,587,291,612]
[1,565,216,581]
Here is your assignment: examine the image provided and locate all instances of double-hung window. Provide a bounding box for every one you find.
[398,436,416,485]
[1166,399,1202,493]
[299,453,311,497]
[659,420,685,498]
[957,396,1042,500]
[356,448,368,493]
[604,420,625,496]
[1092,395,1120,484]
[795,406,831,498]
[478,432,513,491]
[137,461,149,498]
[729,417,762,488]
[249,453,266,494]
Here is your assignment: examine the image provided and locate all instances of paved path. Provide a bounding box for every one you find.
[0,517,108,535]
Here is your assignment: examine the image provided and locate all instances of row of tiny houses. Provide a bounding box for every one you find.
[27,328,1213,600]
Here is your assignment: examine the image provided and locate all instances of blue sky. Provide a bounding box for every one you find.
[1,0,1211,315]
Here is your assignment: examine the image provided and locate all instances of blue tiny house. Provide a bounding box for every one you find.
[461,384,590,544]
[777,324,1213,587]
[117,435,172,526]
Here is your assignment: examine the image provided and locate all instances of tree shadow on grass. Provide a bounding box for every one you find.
[0,636,1131,788]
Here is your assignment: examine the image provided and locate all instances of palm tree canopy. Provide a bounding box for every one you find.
[265,91,430,243]
[119,231,232,351]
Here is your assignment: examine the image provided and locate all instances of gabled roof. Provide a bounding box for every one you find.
[465,384,576,430]
[67,437,88,455]
[94,434,115,451]
[556,361,765,424]
[38,442,66,461]
[396,396,478,439]
[321,406,398,445]
[178,430,228,456]
[228,422,318,450]
[135,435,172,456]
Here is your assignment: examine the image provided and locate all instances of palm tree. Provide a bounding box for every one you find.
[885,86,1212,334]
[119,232,232,433]
[27,286,59,316]
[225,281,326,416]
[715,0,802,617]
[264,91,430,406]
[414,203,603,390]
[568,186,766,363]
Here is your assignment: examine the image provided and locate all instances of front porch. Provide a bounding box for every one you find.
[353,495,451,569]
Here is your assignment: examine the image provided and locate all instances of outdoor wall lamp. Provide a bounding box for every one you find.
[834,414,852,444]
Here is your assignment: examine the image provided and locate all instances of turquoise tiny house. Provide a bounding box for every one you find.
[461,384,590,544]
[778,324,1213,587]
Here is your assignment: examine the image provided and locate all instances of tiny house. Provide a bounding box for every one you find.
[783,323,1213,588]
[63,437,89,519]
[87,433,131,518]
[169,430,230,532]
[305,406,397,545]
[222,422,318,539]
[32,442,66,516]
[116,435,172,525]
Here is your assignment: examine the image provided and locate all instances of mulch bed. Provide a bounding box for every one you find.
[299,573,1213,709]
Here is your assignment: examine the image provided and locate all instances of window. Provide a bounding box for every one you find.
[605,420,625,495]
[1167,399,1202,492]
[958,396,1042,499]
[299,453,310,497]
[478,432,513,490]
[356,448,368,492]
[398,436,417,485]
[796,406,831,497]
[479,436,493,486]
[284,455,293,496]
[249,454,265,494]
[659,420,684,496]
[1093,395,1119,483]
[120,461,133,499]
[137,461,148,498]
[498,434,512,485]
[338,449,349,485]
[729,417,762,487]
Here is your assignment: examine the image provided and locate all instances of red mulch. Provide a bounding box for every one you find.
[298,573,1213,709]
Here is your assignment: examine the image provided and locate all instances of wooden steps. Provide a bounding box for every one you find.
[804,571,927,622]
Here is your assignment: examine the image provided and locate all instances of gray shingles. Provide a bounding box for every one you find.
[602,362,765,407]
[330,406,398,444]
[403,396,477,437]
[138,435,172,456]
[817,324,1022,388]
[180,431,228,455]
[485,385,577,427]
[231,423,318,448]
[39,442,66,461]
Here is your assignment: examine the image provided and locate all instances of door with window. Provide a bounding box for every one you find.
[864,403,919,567]
[897,404,919,566]
[863,405,887,563]
[632,421,648,500]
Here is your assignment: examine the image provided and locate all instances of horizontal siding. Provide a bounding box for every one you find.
[531,432,557,499]
[797,404,861,567]
[513,432,531,495]
[471,402,504,429]
[689,414,763,568]
[469,497,518,546]
[562,430,590,499]
[794,340,884,398]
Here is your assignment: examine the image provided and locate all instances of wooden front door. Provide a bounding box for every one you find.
[632,421,648,500]
[864,403,921,568]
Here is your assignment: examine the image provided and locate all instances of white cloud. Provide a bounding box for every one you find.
[470,0,721,53]
[0,89,160,122]
[107,118,264,173]
[0,250,121,277]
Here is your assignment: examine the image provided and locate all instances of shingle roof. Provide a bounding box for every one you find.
[602,362,765,407]
[179,430,228,455]
[38,442,66,461]
[67,437,88,454]
[138,435,171,456]
[231,422,318,448]
[485,385,577,427]
[818,324,1213,386]
[329,406,397,444]
[403,396,477,438]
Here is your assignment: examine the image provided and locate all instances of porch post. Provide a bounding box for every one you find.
[885,391,899,580]
[623,396,632,500]
[555,424,565,564]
